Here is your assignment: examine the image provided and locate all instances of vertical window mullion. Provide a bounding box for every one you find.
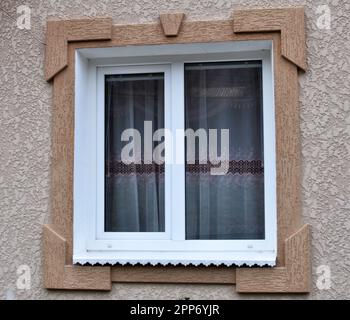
[164,66,172,238]
[170,62,186,241]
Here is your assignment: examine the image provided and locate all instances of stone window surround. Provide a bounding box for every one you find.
[43,7,310,293]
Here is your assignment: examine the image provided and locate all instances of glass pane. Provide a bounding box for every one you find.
[185,61,265,240]
[105,73,165,232]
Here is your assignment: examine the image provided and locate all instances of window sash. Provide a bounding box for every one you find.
[73,41,276,266]
[96,64,172,240]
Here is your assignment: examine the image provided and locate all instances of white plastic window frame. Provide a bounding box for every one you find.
[73,41,277,266]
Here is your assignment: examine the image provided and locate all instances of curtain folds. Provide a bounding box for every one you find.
[105,73,165,232]
[104,62,265,240]
[185,61,265,239]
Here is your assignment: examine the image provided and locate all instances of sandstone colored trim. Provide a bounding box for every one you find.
[233,7,307,70]
[45,21,67,82]
[236,225,310,293]
[43,9,310,293]
[45,18,112,81]
[43,225,111,290]
[159,13,185,36]
[111,266,236,284]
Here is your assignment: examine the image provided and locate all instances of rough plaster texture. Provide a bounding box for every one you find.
[0,0,349,300]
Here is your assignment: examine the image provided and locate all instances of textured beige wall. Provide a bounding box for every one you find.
[0,0,349,300]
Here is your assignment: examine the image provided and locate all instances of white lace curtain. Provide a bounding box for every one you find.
[185,61,265,239]
[104,62,265,239]
[105,73,165,232]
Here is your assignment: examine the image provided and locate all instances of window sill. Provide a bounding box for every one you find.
[73,251,277,267]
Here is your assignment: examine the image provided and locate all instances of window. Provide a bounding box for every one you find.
[74,41,276,266]
[44,9,309,293]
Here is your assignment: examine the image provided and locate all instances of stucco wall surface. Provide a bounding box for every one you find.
[0,0,349,299]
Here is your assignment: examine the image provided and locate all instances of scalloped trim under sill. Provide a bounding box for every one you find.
[73,252,276,267]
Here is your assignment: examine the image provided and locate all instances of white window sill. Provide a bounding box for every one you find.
[73,251,276,267]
